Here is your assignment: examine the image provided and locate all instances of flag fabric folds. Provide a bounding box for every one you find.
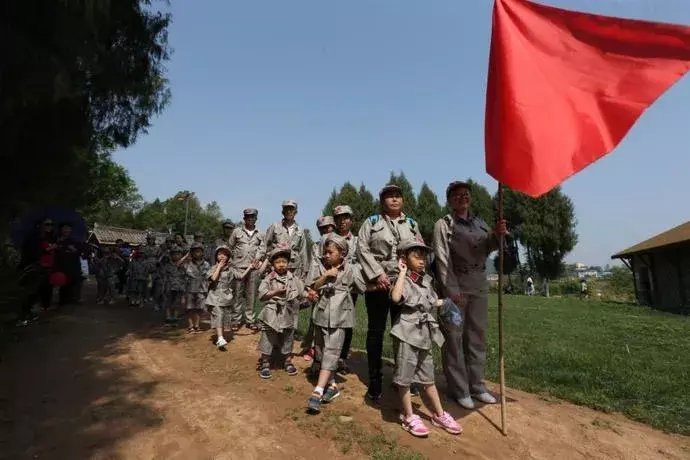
[485,0,690,197]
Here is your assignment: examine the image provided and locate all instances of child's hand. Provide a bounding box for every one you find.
[275,287,287,297]
[398,258,407,273]
[306,288,319,302]
[324,267,339,279]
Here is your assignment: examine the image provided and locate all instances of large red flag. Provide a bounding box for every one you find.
[485,0,690,197]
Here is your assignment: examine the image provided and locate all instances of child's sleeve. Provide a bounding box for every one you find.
[351,264,367,294]
[206,264,216,280]
[258,277,271,301]
[389,276,412,305]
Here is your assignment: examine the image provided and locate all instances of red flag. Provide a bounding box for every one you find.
[485,0,690,197]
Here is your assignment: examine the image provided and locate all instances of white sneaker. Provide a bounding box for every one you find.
[473,392,497,404]
[456,396,475,410]
[216,337,228,348]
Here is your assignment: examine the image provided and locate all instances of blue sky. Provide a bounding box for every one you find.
[116,0,690,267]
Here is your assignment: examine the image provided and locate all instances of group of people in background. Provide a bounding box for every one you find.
[15,180,508,439]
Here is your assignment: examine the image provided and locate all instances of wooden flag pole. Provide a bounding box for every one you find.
[497,182,507,436]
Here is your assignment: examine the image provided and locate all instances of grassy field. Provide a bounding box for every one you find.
[298,295,690,435]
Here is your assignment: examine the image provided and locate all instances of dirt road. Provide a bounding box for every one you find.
[1,301,688,459]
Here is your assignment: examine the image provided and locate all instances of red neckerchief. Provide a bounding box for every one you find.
[407,271,423,284]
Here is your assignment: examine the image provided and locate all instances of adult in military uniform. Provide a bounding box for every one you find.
[228,208,266,331]
[356,184,423,400]
[432,181,507,410]
[264,200,309,278]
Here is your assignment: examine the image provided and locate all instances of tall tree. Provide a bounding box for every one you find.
[415,183,443,243]
[387,171,418,217]
[499,187,578,293]
[1,0,171,233]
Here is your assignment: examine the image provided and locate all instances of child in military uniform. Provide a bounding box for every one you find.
[161,246,186,326]
[389,239,462,438]
[206,245,235,350]
[256,246,306,379]
[180,242,210,333]
[306,234,366,414]
[126,251,148,307]
[102,246,125,305]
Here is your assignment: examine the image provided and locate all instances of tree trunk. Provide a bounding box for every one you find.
[544,278,550,297]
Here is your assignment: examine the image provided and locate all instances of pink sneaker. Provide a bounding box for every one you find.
[431,411,463,435]
[401,414,430,437]
[303,347,315,362]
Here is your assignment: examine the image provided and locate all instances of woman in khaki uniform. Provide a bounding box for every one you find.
[356,184,423,401]
[432,181,507,410]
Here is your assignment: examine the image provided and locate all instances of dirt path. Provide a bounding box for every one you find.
[1,300,688,459]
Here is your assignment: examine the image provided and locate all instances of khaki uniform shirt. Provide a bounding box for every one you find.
[141,244,161,273]
[161,261,186,292]
[391,272,445,350]
[264,221,309,277]
[257,271,305,332]
[433,214,497,297]
[356,214,422,282]
[127,260,148,281]
[205,265,234,307]
[307,262,366,329]
[184,259,211,294]
[228,226,266,276]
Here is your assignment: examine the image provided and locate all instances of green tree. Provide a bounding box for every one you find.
[387,171,418,217]
[1,0,171,234]
[415,183,443,244]
[500,187,578,293]
[80,155,143,227]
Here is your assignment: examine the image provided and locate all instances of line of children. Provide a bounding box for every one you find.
[94,246,125,304]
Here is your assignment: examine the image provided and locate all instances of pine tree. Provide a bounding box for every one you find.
[415,183,443,243]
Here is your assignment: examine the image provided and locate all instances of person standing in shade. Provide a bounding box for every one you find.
[332,205,359,374]
[228,208,266,332]
[356,184,422,401]
[264,200,309,278]
[432,181,507,410]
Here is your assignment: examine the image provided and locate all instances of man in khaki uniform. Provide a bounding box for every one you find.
[228,208,266,331]
[432,181,507,410]
[356,184,423,400]
[264,200,309,278]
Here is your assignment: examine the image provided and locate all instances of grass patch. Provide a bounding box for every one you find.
[286,408,424,459]
[297,295,690,435]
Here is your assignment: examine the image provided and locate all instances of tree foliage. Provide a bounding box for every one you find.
[498,187,578,280]
[415,183,443,243]
[1,0,171,232]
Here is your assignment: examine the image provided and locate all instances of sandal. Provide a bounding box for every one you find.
[285,362,298,376]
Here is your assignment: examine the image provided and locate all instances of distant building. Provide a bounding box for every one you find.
[87,223,179,247]
[612,221,690,314]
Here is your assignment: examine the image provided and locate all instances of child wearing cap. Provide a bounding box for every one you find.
[126,251,148,307]
[179,242,211,333]
[161,246,186,326]
[305,233,366,414]
[300,216,336,362]
[206,245,235,350]
[332,204,359,374]
[389,239,462,438]
[256,245,306,379]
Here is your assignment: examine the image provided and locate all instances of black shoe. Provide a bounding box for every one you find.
[367,377,382,402]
